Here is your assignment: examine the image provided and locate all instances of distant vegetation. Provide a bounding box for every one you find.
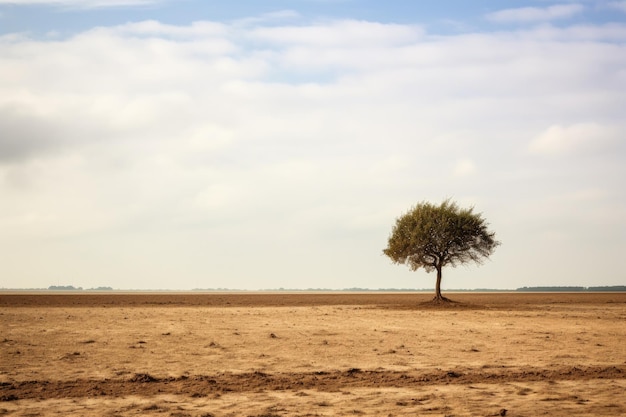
[48,285,83,291]
[193,286,626,292]
[46,286,113,291]
[516,286,626,292]
[1,285,625,292]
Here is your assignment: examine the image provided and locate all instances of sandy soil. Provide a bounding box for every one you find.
[1,292,625,416]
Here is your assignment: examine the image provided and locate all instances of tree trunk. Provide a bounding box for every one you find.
[435,265,443,300]
[432,264,451,303]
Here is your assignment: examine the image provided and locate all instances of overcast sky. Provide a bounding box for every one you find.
[1,0,625,290]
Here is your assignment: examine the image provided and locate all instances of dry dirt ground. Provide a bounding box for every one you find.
[1,292,625,417]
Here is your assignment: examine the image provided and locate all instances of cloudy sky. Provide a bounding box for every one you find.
[1,0,625,290]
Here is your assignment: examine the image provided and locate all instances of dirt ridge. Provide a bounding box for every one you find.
[3,365,624,401]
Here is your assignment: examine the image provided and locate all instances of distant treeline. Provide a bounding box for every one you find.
[516,286,626,292]
[47,285,113,291]
[193,287,626,292]
[2,285,625,292]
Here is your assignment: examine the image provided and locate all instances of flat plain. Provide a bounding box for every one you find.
[1,292,625,416]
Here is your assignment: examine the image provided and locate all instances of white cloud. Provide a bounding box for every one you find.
[453,159,476,177]
[111,20,229,39]
[234,10,301,27]
[520,22,626,41]
[528,123,620,155]
[486,4,585,23]
[250,20,423,47]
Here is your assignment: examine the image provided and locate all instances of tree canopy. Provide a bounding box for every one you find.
[383,199,500,302]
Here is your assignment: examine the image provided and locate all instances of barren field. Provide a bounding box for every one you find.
[1,292,625,416]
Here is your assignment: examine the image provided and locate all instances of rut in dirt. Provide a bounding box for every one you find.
[2,365,624,401]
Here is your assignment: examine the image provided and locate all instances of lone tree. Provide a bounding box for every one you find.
[383,199,500,302]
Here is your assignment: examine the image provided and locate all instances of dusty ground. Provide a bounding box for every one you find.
[1,292,625,416]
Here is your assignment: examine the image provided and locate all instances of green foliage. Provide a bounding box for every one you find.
[383,199,500,273]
